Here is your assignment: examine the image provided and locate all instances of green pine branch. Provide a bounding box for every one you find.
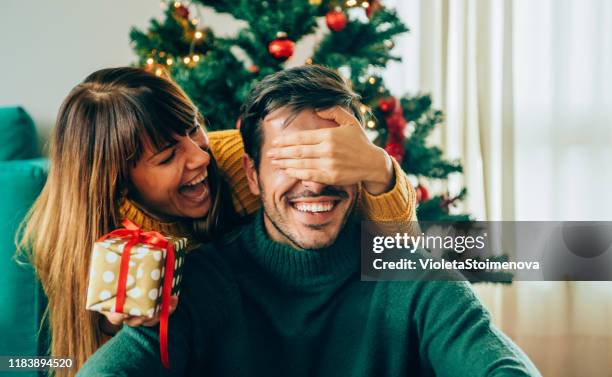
[313,8,408,79]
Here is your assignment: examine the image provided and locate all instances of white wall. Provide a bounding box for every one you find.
[0,0,147,141]
[0,0,248,145]
[0,1,338,148]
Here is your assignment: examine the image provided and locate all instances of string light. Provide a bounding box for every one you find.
[359,105,368,114]
[155,68,163,76]
[366,120,376,128]
[146,58,154,65]
[305,58,313,64]
[361,1,370,8]
[368,77,376,84]
[194,31,203,39]
[191,18,199,25]
[159,51,166,58]
[166,58,174,65]
[174,1,181,8]
[346,0,357,6]
[183,56,191,64]
[192,54,200,62]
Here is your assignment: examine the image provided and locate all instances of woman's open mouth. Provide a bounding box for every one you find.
[178,172,209,203]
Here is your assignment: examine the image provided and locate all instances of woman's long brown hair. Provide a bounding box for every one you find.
[17,67,229,376]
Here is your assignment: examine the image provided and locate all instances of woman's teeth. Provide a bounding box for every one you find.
[185,172,207,187]
[293,201,335,213]
[179,180,208,201]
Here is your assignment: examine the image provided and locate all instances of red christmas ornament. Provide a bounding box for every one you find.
[384,140,405,163]
[379,96,397,114]
[173,3,190,19]
[415,184,429,203]
[326,9,348,32]
[385,112,406,138]
[365,0,383,18]
[268,32,295,60]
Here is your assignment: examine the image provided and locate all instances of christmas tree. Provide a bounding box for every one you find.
[130,0,472,223]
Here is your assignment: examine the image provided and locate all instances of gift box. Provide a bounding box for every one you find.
[86,219,188,368]
[86,220,187,318]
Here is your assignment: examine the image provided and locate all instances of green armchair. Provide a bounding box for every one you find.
[0,107,48,376]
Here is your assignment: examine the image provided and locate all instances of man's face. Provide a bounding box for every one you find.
[244,107,358,249]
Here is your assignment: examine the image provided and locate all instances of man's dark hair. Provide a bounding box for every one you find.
[239,65,364,168]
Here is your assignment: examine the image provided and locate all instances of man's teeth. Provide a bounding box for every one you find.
[293,202,335,213]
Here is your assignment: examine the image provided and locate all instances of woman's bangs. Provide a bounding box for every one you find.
[140,92,197,154]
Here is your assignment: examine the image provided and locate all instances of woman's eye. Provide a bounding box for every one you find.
[189,126,201,136]
[159,150,176,165]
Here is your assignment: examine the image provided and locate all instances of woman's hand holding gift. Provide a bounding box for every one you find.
[267,106,395,195]
[100,295,179,334]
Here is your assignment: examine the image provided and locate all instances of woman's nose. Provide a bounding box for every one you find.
[184,138,210,170]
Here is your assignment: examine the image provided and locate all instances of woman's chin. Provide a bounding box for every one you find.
[182,200,211,219]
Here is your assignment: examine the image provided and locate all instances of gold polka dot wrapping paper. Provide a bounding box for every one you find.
[85,231,188,318]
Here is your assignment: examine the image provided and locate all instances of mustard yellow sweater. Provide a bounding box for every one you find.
[120,130,417,243]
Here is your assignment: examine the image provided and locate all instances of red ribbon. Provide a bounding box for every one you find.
[98,218,175,369]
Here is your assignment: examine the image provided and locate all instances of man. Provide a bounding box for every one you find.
[78,65,539,376]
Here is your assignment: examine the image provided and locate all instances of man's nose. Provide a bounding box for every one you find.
[185,139,210,170]
[301,181,327,194]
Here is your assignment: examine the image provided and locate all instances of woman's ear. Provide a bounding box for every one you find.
[242,154,260,196]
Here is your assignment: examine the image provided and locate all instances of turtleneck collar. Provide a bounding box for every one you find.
[239,210,360,288]
[118,198,199,249]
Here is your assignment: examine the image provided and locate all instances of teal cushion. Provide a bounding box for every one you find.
[0,107,39,161]
[0,158,48,369]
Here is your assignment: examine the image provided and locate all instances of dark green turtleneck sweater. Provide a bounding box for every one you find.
[78,212,539,377]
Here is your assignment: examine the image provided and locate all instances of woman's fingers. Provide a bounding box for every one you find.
[271,158,322,169]
[124,295,179,328]
[142,318,161,327]
[316,106,360,127]
[268,144,325,159]
[124,316,146,327]
[103,312,128,326]
[271,128,326,147]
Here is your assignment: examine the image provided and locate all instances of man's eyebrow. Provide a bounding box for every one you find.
[147,141,177,162]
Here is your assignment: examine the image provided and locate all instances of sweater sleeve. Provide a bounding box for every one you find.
[76,303,193,376]
[413,281,541,377]
[208,130,417,222]
[358,156,417,222]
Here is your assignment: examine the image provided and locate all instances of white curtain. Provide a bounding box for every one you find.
[385,0,612,376]
[384,0,515,222]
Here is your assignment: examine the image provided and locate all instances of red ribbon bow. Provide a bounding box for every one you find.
[98,218,175,369]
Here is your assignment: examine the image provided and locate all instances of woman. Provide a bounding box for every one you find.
[19,67,416,376]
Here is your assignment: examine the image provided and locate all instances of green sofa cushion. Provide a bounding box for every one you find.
[0,107,39,162]
[0,159,49,367]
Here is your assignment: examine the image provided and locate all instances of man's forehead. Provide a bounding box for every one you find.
[263,107,338,134]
